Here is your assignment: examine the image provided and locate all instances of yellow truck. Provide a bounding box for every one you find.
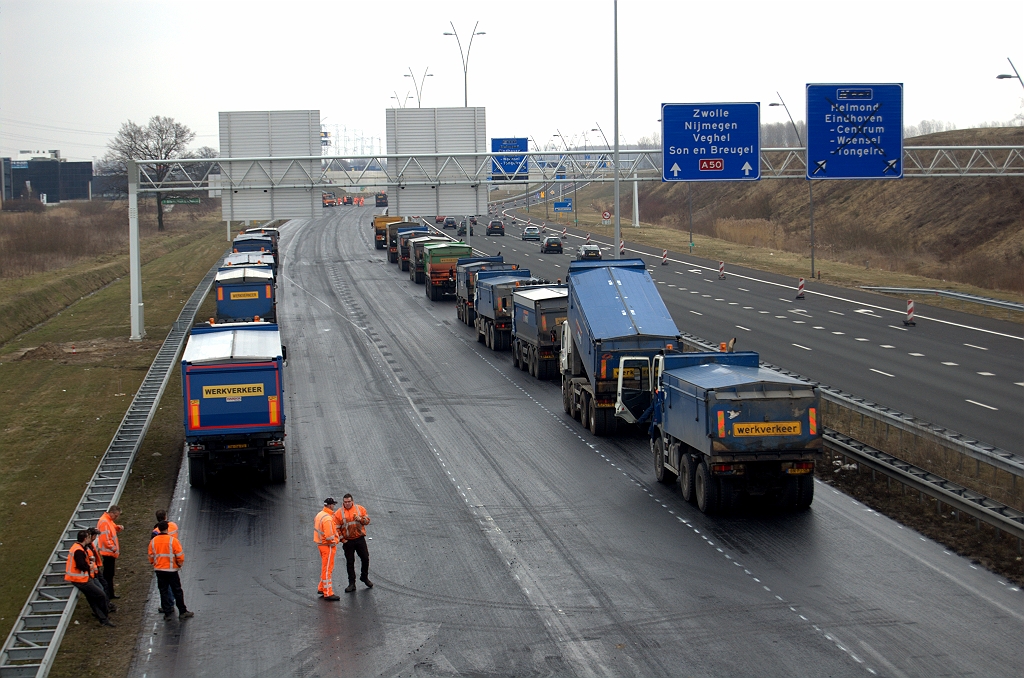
[372,214,403,250]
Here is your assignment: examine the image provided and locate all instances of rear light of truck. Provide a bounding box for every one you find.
[267,439,284,448]
[717,411,726,438]
[266,285,272,298]
[268,396,280,425]
[187,443,205,452]
[808,407,818,435]
[784,462,815,475]
[217,287,223,301]
[711,463,743,475]
[189,399,201,429]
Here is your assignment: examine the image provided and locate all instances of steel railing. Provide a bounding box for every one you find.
[860,287,1024,312]
[0,254,224,678]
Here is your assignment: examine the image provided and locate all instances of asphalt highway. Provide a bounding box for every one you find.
[472,208,1024,454]
[131,206,1023,678]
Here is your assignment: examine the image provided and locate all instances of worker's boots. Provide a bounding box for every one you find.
[344,583,356,593]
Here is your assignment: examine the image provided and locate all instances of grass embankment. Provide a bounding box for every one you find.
[0,224,225,671]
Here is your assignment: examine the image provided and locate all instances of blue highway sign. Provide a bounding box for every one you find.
[662,103,760,182]
[553,200,572,212]
[806,84,903,180]
[492,137,528,180]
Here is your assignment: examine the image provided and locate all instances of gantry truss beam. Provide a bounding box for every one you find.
[135,145,1024,193]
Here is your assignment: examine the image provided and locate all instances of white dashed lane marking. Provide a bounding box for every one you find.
[966,399,998,411]
[870,368,895,378]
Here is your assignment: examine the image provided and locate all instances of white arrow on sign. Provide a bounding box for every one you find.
[741,162,753,176]
[670,163,681,177]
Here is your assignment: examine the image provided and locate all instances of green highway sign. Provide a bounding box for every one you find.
[161,197,201,204]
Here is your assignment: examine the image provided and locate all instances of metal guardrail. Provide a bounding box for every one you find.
[0,255,223,678]
[860,287,1024,312]
[825,429,1024,544]
[676,331,1024,479]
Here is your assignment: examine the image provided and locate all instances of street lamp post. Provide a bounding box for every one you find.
[612,0,621,258]
[391,91,413,108]
[404,67,433,107]
[770,92,815,278]
[997,57,1024,91]
[443,21,485,107]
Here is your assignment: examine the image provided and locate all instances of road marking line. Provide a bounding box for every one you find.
[793,343,812,351]
[966,399,998,411]
[775,315,787,318]
[759,310,770,314]
[1016,382,1024,387]
[688,269,701,273]
[880,345,895,349]
[729,302,738,305]
[870,368,895,377]
[690,310,703,315]
[832,331,845,335]
[743,306,754,309]
[888,325,909,331]
[964,343,988,351]
[737,287,749,291]
[829,310,845,315]
[736,325,751,331]
[813,326,825,329]
[702,294,711,297]
[690,291,699,294]
[909,352,925,356]
[942,361,958,366]
[714,298,724,301]
[855,338,869,342]
[793,320,806,324]
[977,372,995,376]
[778,298,792,303]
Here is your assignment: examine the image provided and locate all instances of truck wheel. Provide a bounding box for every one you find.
[776,476,798,508]
[695,461,720,514]
[679,453,696,503]
[795,474,814,509]
[188,456,207,488]
[653,438,676,484]
[562,377,571,413]
[589,402,607,436]
[268,454,287,484]
[529,350,538,377]
[486,324,494,349]
[477,325,485,344]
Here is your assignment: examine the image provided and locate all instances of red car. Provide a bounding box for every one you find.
[435,215,445,223]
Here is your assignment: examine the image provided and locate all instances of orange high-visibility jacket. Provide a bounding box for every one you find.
[85,542,100,578]
[96,512,122,558]
[313,509,339,545]
[151,521,179,540]
[334,505,370,542]
[64,543,90,583]
[148,534,184,572]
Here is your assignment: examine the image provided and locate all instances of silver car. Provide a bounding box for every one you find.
[521,226,541,241]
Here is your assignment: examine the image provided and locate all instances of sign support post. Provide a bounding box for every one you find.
[128,160,145,341]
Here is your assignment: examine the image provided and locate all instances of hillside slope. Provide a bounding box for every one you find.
[593,127,1024,292]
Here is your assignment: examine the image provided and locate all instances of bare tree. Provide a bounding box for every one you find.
[103,116,196,230]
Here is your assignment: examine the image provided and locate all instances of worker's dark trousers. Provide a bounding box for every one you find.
[73,580,110,623]
[101,556,117,599]
[343,536,370,583]
[155,570,188,613]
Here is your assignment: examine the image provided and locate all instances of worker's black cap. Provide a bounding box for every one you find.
[324,497,337,506]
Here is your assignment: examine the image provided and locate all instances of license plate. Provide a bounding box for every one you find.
[227,443,247,449]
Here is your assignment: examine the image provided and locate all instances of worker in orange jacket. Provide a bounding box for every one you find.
[151,509,179,540]
[314,498,341,600]
[149,521,194,619]
[96,505,123,601]
[66,530,114,627]
[335,493,373,593]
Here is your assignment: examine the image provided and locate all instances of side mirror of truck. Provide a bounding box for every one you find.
[281,345,288,361]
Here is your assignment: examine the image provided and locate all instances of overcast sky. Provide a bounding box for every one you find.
[1,0,1022,161]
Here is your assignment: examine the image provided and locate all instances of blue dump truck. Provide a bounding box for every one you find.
[397,226,430,270]
[214,267,277,323]
[615,350,822,513]
[560,259,682,436]
[474,271,538,350]
[223,252,276,276]
[233,233,275,254]
[181,322,287,487]
[511,285,568,380]
[454,257,516,324]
